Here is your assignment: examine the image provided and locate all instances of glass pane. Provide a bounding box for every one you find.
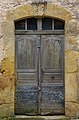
[15,19,25,30]
[54,19,65,30]
[27,18,37,30]
[42,18,52,30]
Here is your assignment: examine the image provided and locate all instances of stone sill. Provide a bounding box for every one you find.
[10,115,78,120]
[1,116,79,120]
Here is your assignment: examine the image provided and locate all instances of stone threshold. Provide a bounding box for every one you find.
[1,116,79,120]
[12,115,78,120]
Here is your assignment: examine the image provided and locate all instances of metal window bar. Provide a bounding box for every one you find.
[52,19,54,30]
[25,19,27,30]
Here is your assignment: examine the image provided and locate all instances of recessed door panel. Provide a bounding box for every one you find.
[15,35,40,115]
[40,35,64,115]
[15,33,64,115]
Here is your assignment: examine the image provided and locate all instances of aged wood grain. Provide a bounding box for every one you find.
[15,35,39,115]
[15,33,64,115]
[40,35,64,115]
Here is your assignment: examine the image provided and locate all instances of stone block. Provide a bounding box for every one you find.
[65,36,77,50]
[65,73,78,102]
[65,50,79,73]
[1,57,14,76]
[65,19,79,36]
[0,103,14,117]
[65,102,79,117]
[0,76,14,104]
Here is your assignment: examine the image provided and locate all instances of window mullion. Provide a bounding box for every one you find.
[52,19,54,30]
[37,18,42,30]
[25,19,27,30]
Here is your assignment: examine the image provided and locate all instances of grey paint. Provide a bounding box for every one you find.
[15,32,64,115]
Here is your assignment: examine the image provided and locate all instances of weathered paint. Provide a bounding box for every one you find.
[15,34,64,115]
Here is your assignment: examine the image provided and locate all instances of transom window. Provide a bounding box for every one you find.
[15,18,65,30]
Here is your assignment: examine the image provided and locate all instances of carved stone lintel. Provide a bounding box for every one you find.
[31,0,47,16]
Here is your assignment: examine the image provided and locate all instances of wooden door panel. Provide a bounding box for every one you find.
[15,35,39,115]
[42,35,63,69]
[43,73,63,84]
[15,85,38,115]
[17,72,35,80]
[16,72,36,84]
[16,35,37,69]
[41,85,64,115]
[41,35,64,115]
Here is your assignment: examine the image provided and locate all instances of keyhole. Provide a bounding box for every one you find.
[51,76,54,79]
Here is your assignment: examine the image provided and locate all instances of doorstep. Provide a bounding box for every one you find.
[8,115,78,120]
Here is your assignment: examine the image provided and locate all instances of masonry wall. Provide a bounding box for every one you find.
[0,0,79,118]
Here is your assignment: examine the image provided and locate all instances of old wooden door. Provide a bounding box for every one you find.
[15,32,64,115]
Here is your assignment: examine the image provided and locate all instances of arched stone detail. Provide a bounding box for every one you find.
[6,3,72,21]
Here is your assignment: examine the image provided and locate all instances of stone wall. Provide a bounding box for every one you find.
[0,0,79,118]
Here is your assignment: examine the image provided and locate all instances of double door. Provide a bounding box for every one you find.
[15,33,64,115]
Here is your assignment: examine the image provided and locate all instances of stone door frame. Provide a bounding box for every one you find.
[1,3,79,117]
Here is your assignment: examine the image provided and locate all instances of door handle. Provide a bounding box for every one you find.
[41,68,44,73]
[51,76,54,79]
